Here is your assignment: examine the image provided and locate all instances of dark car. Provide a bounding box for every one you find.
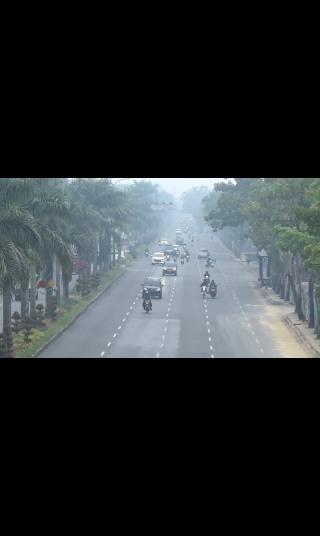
[142,277,163,299]
[164,248,175,257]
[198,248,210,259]
[163,261,178,276]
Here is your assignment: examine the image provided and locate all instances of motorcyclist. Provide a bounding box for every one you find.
[143,289,152,311]
[204,271,210,281]
[200,279,208,295]
[209,279,217,297]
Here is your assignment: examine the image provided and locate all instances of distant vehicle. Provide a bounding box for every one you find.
[152,252,165,265]
[198,248,210,259]
[164,248,175,257]
[142,277,163,299]
[159,239,169,246]
[115,250,126,261]
[163,261,178,276]
[172,245,181,256]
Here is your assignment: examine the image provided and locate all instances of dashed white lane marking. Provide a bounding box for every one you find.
[260,348,264,354]
[211,354,214,358]
[162,335,166,340]
[208,329,211,334]
[107,342,111,347]
[160,344,164,348]
[130,306,133,310]
[255,338,260,345]
[210,346,213,351]
[166,313,169,317]
[206,315,209,319]
[126,312,130,316]
[209,337,212,342]
[113,333,117,338]
[118,326,122,330]
[165,319,169,323]
[164,327,167,332]
[156,352,160,358]
[206,321,210,326]
[122,318,126,322]
[101,351,105,357]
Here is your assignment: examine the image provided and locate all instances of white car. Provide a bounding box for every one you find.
[159,239,168,246]
[152,252,165,265]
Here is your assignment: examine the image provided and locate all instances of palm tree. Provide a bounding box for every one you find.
[0,182,42,356]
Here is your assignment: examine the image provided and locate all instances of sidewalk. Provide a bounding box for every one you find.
[232,253,320,358]
[259,285,320,358]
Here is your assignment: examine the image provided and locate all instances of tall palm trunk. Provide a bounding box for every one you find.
[55,257,61,307]
[62,270,70,307]
[93,233,99,274]
[21,287,28,323]
[45,258,54,316]
[2,285,15,358]
[30,262,37,321]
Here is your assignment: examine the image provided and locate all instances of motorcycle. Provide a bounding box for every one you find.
[201,284,207,298]
[186,254,190,262]
[145,251,149,258]
[210,284,217,298]
[143,299,151,313]
[181,257,184,265]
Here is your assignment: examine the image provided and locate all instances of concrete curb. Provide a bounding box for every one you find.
[282,315,320,358]
[32,268,127,357]
[257,285,282,306]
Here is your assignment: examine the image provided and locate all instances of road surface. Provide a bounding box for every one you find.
[38,229,310,358]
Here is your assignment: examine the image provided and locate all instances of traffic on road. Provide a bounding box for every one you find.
[38,216,310,358]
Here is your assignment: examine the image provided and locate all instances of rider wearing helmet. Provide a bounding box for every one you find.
[143,288,153,311]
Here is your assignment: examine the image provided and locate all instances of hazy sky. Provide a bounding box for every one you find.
[133,178,226,198]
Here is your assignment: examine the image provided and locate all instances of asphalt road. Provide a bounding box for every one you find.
[39,228,310,358]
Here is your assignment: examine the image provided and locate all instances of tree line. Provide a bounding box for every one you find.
[203,178,320,336]
[0,178,173,357]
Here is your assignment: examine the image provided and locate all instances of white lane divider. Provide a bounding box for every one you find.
[130,306,133,310]
[107,342,111,347]
[122,318,126,322]
[101,351,105,357]
[156,352,160,358]
[118,326,122,330]
[127,311,130,316]
[113,333,117,338]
